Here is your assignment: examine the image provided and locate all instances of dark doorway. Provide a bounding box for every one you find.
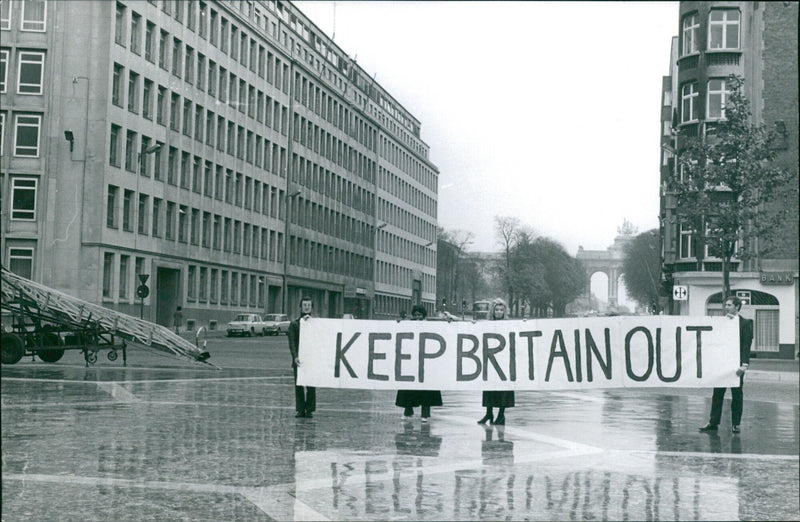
[156,267,181,327]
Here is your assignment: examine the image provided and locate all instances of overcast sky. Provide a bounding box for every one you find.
[297,1,680,306]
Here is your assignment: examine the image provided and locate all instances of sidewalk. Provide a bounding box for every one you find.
[748,357,799,383]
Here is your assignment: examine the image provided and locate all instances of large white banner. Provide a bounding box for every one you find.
[296,316,742,390]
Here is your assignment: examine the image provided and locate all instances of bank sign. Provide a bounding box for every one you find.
[760,271,794,285]
[297,316,741,390]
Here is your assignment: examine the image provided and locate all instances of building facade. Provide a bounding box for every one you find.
[659,1,798,358]
[0,0,438,328]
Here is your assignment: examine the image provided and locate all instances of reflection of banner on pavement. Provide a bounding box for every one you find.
[297,316,741,390]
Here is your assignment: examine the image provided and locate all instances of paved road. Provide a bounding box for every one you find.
[2,336,798,521]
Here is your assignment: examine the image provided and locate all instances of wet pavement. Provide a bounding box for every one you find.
[2,338,798,521]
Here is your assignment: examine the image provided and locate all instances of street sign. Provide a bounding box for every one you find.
[138,273,150,284]
[137,284,150,299]
[673,285,688,301]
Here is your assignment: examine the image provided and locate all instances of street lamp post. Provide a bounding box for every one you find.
[372,222,387,318]
[281,190,301,314]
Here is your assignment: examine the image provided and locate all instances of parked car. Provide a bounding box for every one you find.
[226,313,267,337]
[263,313,290,335]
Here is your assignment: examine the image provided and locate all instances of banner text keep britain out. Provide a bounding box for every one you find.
[296,316,741,390]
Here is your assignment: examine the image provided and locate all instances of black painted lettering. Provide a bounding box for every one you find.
[625,327,654,381]
[687,325,712,378]
[520,331,542,380]
[482,333,508,381]
[585,328,612,381]
[546,330,574,382]
[509,332,517,382]
[395,332,415,382]
[335,332,360,378]
[418,333,446,383]
[456,334,481,381]
[573,330,583,382]
[656,327,682,382]
[367,333,390,381]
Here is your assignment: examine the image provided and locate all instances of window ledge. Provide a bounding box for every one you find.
[705,49,742,55]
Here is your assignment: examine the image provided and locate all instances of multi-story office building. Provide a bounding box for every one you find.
[0,0,438,327]
[659,1,798,358]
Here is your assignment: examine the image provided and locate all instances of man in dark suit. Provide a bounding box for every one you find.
[699,296,754,434]
[288,296,315,418]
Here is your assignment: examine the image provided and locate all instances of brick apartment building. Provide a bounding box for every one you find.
[659,1,798,358]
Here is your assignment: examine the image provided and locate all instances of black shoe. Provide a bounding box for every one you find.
[732,425,740,433]
[305,412,313,418]
[698,423,718,432]
[477,413,494,425]
[492,414,505,426]
[295,411,305,418]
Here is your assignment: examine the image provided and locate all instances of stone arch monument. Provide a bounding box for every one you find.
[576,221,636,309]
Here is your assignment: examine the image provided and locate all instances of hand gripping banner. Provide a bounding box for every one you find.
[296,316,741,390]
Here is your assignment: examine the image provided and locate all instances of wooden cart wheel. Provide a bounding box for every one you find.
[1,333,25,365]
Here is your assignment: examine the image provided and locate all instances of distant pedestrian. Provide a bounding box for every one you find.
[173,306,183,334]
[477,299,515,425]
[699,296,753,434]
[288,296,316,418]
[395,305,442,421]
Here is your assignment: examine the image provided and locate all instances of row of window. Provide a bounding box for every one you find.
[0,0,46,32]
[379,134,437,194]
[0,48,44,95]
[111,62,289,144]
[110,125,380,223]
[376,260,430,292]
[680,78,731,124]
[378,198,437,244]
[115,2,292,98]
[288,195,377,249]
[293,71,377,152]
[109,124,289,202]
[101,250,267,309]
[376,230,435,267]
[292,114,377,185]
[186,264,266,308]
[291,154,375,216]
[287,236,373,282]
[681,9,741,57]
[106,184,285,260]
[378,166,436,218]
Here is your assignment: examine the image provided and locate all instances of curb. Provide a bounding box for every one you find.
[747,370,799,383]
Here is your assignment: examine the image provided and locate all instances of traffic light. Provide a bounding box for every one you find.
[441,297,447,307]
[462,299,467,310]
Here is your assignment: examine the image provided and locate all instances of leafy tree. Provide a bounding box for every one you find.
[503,233,586,318]
[621,229,661,310]
[671,75,792,298]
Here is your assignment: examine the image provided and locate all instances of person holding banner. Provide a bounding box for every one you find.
[699,296,753,434]
[477,299,515,425]
[288,296,316,418]
[395,304,443,421]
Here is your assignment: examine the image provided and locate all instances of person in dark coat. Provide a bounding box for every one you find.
[477,299,515,425]
[699,295,754,434]
[395,304,442,421]
[288,296,316,418]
